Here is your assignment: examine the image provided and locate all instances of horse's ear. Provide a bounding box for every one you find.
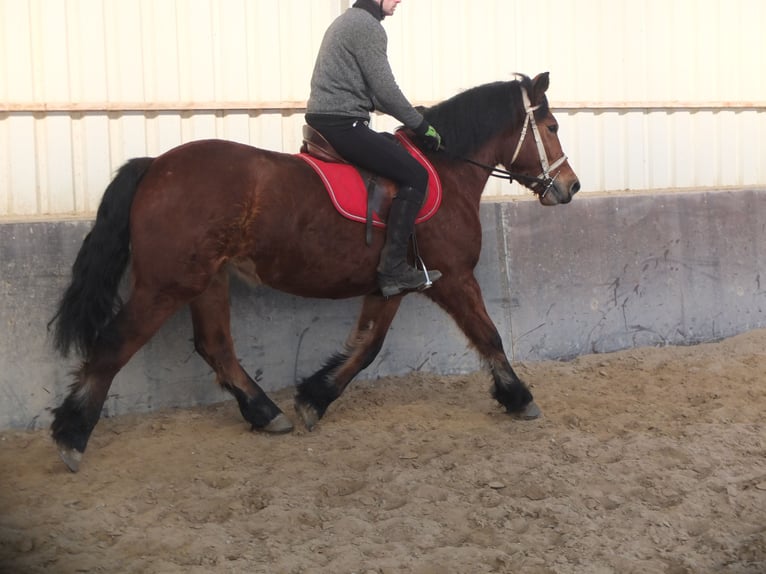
[530,72,550,104]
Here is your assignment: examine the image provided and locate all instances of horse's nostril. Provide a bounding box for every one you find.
[571,180,581,195]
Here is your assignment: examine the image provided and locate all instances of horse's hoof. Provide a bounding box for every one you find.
[260,413,294,434]
[57,446,83,473]
[294,401,319,431]
[512,400,542,420]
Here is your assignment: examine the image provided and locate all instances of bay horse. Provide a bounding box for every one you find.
[49,72,580,472]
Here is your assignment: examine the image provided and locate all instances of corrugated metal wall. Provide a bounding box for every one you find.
[1,0,765,218]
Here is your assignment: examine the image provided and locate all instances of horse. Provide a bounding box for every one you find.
[49,72,580,472]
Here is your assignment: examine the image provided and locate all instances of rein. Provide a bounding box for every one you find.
[460,157,545,187]
[452,84,567,198]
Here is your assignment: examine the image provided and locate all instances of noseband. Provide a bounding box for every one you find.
[461,85,567,198]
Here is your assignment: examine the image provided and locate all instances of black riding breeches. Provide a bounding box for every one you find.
[305,116,429,202]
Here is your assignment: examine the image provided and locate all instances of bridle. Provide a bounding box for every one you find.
[460,84,567,198]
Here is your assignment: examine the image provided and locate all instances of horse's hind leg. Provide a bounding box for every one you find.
[424,273,540,419]
[189,270,292,433]
[295,293,403,430]
[51,287,184,472]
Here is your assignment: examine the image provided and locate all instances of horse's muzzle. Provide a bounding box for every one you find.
[539,176,580,205]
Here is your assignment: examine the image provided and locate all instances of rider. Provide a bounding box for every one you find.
[306,0,443,297]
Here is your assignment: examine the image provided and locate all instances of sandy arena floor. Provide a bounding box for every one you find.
[1,330,765,573]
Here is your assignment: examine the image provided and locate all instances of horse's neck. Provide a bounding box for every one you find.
[467,142,503,195]
[434,156,491,211]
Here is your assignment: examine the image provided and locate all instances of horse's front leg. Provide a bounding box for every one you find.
[424,272,541,419]
[295,293,403,430]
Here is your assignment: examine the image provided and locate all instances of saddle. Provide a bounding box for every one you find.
[298,125,441,245]
[301,125,349,164]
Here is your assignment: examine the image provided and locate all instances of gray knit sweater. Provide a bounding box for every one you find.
[306,5,425,130]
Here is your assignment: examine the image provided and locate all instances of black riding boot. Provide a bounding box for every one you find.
[377,186,442,297]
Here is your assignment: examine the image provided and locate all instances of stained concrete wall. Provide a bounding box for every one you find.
[2,189,765,430]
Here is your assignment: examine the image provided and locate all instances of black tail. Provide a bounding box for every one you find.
[49,157,155,358]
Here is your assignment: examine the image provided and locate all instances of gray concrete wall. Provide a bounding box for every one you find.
[2,188,764,430]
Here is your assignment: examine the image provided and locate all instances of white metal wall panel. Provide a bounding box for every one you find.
[1,0,764,217]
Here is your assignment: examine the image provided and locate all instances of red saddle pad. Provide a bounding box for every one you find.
[296,130,442,227]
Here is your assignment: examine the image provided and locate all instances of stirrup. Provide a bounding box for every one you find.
[412,232,439,290]
[416,252,436,290]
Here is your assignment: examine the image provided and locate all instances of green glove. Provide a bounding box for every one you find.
[422,124,443,151]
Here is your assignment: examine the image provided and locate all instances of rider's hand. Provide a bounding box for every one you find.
[415,120,443,151]
[422,125,443,151]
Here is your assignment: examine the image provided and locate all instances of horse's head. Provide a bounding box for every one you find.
[501,73,580,206]
[421,74,579,205]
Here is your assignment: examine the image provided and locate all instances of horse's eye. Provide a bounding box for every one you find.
[547,124,558,134]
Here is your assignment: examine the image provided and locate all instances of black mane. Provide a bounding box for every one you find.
[421,75,548,158]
